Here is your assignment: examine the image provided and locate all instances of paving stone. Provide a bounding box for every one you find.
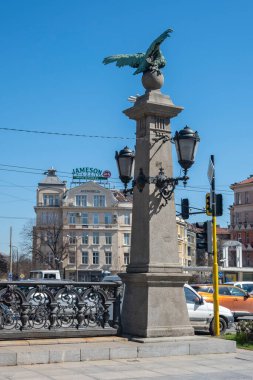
[189,339,236,355]
[137,342,190,358]
[0,351,17,366]
[17,349,49,365]
[81,345,110,361]
[109,345,138,359]
[50,348,81,363]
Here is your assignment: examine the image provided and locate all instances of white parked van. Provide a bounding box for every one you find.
[29,270,61,280]
[184,284,234,335]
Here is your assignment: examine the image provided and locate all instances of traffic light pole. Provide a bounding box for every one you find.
[210,155,220,336]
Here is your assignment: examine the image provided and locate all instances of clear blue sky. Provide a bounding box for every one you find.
[0,0,252,254]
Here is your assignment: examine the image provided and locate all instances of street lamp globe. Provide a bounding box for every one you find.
[173,126,200,173]
[115,146,135,190]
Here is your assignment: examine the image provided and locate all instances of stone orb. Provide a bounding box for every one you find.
[141,71,164,91]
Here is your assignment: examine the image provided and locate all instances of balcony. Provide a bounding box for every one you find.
[37,202,60,207]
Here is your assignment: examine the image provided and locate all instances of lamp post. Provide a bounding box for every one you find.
[115,73,200,338]
[116,126,199,201]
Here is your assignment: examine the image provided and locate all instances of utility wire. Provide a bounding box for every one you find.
[0,216,33,219]
[0,127,135,140]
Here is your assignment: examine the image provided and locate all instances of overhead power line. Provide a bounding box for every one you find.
[0,216,32,220]
[0,127,135,140]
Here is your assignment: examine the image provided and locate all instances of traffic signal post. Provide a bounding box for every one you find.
[180,155,222,336]
[208,155,220,336]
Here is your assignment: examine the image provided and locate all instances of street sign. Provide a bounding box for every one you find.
[207,157,214,184]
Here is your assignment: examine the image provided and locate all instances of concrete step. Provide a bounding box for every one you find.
[0,336,236,366]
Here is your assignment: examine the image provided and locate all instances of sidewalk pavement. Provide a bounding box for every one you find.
[0,350,252,379]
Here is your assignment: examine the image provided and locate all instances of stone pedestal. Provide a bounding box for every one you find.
[119,80,194,338]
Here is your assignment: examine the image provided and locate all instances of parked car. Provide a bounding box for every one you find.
[102,275,122,284]
[184,284,234,335]
[191,284,253,320]
[224,281,253,294]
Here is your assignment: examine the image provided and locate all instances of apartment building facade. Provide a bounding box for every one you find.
[177,217,196,267]
[33,169,196,280]
[230,175,253,267]
[34,169,132,281]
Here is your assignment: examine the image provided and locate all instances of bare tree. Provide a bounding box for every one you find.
[21,220,70,270]
[0,253,8,278]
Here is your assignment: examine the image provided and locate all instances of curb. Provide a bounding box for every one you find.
[0,336,236,366]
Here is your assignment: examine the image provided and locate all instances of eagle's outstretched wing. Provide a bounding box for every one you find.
[103,53,145,68]
[145,28,173,58]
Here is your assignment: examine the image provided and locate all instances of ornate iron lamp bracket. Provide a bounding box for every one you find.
[123,167,189,204]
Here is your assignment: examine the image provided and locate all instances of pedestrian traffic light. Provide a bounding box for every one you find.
[196,221,213,253]
[216,194,223,217]
[205,193,212,216]
[181,198,189,220]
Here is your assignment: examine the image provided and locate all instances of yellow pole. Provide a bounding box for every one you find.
[210,155,220,336]
[212,215,220,335]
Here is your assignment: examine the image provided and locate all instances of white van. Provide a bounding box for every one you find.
[29,270,61,280]
[184,284,234,335]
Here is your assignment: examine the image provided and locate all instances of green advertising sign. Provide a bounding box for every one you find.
[72,167,111,181]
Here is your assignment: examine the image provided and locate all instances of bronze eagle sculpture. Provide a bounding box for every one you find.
[102,28,173,75]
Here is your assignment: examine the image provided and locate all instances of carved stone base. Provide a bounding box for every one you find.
[119,272,194,338]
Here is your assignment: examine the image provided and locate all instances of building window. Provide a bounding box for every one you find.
[104,213,112,225]
[75,195,87,206]
[93,195,106,207]
[68,213,76,224]
[238,233,242,242]
[93,232,99,245]
[82,233,89,245]
[124,253,130,265]
[93,251,99,264]
[48,252,54,266]
[236,193,242,205]
[245,192,249,204]
[245,212,248,223]
[68,233,77,244]
[105,233,112,245]
[46,231,54,244]
[82,251,89,265]
[246,232,250,244]
[105,252,112,265]
[69,252,76,264]
[124,213,130,225]
[43,194,59,206]
[123,233,130,245]
[41,212,59,225]
[93,213,99,224]
[81,213,88,225]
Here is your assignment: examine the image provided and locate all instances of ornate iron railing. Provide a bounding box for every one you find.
[0,281,122,338]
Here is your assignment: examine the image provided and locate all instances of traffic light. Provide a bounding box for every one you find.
[205,193,212,216]
[181,198,189,220]
[196,221,213,253]
[196,222,208,250]
[216,194,223,217]
[206,193,223,216]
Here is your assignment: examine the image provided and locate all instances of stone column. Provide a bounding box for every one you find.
[120,71,194,338]
[236,246,242,268]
